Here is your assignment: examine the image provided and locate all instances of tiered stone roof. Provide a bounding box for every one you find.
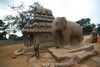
[22,6,54,33]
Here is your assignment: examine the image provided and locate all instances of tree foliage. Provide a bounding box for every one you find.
[9,34,17,39]
[76,18,96,34]
[0,20,4,27]
[97,24,100,32]
[0,19,8,40]
[76,18,91,28]
[4,2,42,31]
[0,19,5,30]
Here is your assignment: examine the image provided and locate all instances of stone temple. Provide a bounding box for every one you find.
[22,6,54,47]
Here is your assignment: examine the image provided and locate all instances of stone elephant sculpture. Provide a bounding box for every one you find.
[52,17,83,48]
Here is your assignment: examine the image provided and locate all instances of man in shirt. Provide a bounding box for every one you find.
[34,39,40,59]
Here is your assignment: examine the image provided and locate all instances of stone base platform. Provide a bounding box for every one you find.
[48,43,98,67]
[14,46,34,56]
[48,43,94,54]
[14,42,55,56]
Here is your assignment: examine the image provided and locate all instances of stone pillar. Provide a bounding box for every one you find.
[23,33,26,46]
[26,33,28,46]
[23,32,28,46]
[29,33,34,46]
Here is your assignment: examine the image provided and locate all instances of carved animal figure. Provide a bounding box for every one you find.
[34,6,52,15]
[52,17,83,48]
[86,28,98,43]
[92,28,97,38]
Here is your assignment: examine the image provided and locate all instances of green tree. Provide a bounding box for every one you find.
[97,24,100,32]
[91,23,96,28]
[0,19,5,30]
[0,19,8,39]
[76,18,96,34]
[0,33,4,40]
[76,18,91,28]
[9,34,17,39]
[4,2,42,31]
[13,29,17,34]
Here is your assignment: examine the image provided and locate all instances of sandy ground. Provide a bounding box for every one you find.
[0,35,100,67]
[0,43,30,67]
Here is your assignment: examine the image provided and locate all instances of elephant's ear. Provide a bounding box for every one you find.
[61,17,67,24]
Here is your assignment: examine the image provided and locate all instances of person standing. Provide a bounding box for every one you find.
[34,39,40,59]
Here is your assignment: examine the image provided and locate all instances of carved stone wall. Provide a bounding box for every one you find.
[33,32,53,43]
[22,6,54,46]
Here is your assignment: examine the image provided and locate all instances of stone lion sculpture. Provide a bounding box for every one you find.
[85,28,98,43]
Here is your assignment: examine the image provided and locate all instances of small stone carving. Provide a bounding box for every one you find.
[85,28,98,43]
[92,28,97,38]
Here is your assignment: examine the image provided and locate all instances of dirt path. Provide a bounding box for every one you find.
[0,43,30,67]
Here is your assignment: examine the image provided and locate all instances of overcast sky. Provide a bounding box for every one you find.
[0,0,100,36]
[0,0,100,23]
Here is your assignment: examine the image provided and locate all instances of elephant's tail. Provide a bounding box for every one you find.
[79,35,84,43]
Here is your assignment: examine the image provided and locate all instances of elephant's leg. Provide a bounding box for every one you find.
[66,34,70,45]
[62,30,70,45]
[53,31,59,48]
[59,31,63,45]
